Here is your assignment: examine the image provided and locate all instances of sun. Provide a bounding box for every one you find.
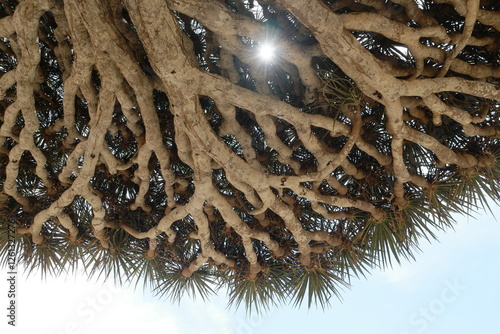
[258,43,275,62]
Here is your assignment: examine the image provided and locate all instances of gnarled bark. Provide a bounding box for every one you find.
[0,0,498,285]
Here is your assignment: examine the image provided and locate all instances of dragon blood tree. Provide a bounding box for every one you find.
[0,0,499,311]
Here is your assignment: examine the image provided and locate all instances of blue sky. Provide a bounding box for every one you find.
[2,204,499,334]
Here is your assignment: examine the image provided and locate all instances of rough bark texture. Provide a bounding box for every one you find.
[0,0,499,306]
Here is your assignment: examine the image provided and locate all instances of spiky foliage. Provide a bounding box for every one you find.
[0,0,499,313]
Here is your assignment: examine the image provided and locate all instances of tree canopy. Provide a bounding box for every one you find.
[0,0,499,312]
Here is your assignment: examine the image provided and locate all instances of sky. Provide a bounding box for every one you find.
[1,203,499,334]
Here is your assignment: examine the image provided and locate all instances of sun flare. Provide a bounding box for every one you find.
[258,43,275,62]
